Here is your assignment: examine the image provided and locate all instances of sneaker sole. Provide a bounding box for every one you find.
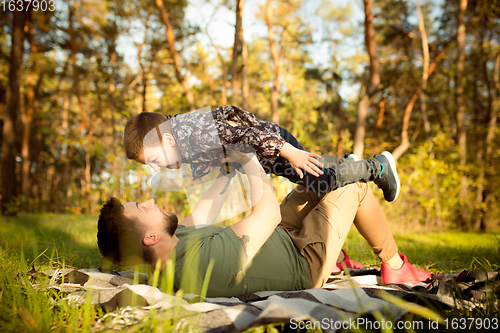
[348,154,360,162]
[380,151,400,201]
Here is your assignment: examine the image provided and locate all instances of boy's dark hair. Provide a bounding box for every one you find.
[124,112,173,160]
[97,197,178,266]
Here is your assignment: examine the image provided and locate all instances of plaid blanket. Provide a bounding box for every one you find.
[32,267,496,332]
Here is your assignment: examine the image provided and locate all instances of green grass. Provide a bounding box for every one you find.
[343,228,500,273]
[1,213,499,332]
[0,213,102,268]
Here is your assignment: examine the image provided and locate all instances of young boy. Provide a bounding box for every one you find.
[124,105,400,202]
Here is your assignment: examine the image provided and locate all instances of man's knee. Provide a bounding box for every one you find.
[330,182,370,202]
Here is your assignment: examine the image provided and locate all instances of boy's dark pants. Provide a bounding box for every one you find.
[272,127,380,194]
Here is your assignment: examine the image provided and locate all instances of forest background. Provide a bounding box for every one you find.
[1,0,499,233]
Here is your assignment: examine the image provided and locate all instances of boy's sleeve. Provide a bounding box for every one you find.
[217,122,286,168]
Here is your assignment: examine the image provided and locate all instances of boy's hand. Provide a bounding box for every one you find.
[280,143,323,178]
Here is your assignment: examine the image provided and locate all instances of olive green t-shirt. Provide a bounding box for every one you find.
[174,225,311,297]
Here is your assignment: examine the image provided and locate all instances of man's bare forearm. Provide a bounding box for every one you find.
[180,171,231,227]
[239,154,277,213]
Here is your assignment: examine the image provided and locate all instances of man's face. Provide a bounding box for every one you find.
[122,199,171,232]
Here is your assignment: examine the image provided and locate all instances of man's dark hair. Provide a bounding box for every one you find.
[123,112,173,160]
[97,197,178,266]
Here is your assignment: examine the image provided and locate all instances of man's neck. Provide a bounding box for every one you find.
[150,235,179,272]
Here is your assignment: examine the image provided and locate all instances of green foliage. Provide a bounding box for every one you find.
[377,132,500,232]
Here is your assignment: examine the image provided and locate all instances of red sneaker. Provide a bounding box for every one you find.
[380,254,431,284]
[332,249,364,273]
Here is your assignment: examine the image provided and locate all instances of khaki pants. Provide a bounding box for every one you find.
[278,182,399,288]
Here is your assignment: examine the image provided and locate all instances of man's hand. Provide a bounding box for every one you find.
[280,143,323,178]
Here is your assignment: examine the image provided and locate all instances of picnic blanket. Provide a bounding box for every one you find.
[32,267,499,332]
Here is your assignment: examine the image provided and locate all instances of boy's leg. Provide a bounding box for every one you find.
[278,127,306,151]
[277,126,375,191]
[327,153,401,202]
[272,155,381,194]
[278,127,355,165]
[272,138,400,202]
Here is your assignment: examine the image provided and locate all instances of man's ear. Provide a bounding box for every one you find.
[143,233,161,246]
[161,133,176,147]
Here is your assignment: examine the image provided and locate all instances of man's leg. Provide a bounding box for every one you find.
[352,185,399,263]
[302,183,371,287]
[279,184,367,287]
[280,183,430,287]
[280,182,400,288]
[279,186,324,231]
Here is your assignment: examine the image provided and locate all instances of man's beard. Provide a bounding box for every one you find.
[161,211,178,236]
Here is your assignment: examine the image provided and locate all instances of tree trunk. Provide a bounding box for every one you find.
[205,74,217,108]
[477,52,500,230]
[30,64,47,211]
[84,137,92,213]
[336,93,345,158]
[21,10,38,197]
[47,165,56,211]
[60,97,72,203]
[266,0,280,123]
[155,0,196,110]
[68,0,87,133]
[486,52,500,174]
[373,99,385,151]
[207,33,228,105]
[353,0,380,158]
[2,10,27,215]
[392,44,449,160]
[137,22,149,113]
[472,24,486,231]
[242,43,249,110]
[31,92,43,210]
[231,0,244,105]
[417,0,432,140]
[392,89,420,160]
[455,0,469,228]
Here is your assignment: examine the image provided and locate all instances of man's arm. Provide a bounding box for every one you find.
[228,152,281,265]
[180,171,232,227]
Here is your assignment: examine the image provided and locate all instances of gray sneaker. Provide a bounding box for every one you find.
[374,151,400,202]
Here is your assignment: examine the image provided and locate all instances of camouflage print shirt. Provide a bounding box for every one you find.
[170,105,285,180]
